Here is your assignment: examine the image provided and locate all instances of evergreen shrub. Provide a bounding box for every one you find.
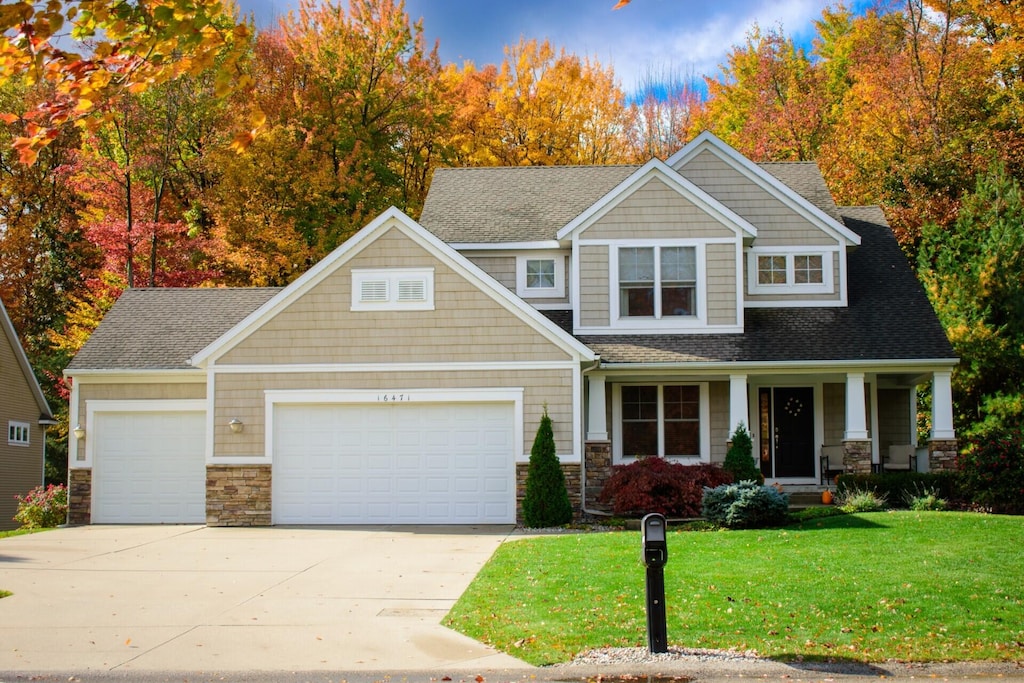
[522,409,574,527]
[701,480,789,529]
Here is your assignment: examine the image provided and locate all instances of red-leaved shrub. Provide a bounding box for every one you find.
[598,458,733,517]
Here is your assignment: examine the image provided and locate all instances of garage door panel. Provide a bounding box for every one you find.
[93,411,205,524]
[273,402,515,524]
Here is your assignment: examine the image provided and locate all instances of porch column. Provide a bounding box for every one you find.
[929,370,958,471]
[931,371,956,440]
[844,373,869,440]
[729,374,749,436]
[586,375,608,441]
[844,372,872,473]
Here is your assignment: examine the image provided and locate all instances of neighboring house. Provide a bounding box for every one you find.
[1,297,56,530]
[64,132,958,526]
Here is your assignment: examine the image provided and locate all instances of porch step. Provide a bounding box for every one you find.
[787,491,830,508]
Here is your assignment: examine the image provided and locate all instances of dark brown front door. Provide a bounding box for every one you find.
[759,387,815,479]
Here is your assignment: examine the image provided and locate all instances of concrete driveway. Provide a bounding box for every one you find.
[0,524,530,674]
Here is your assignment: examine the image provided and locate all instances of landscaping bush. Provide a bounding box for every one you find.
[14,483,68,529]
[522,409,574,527]
[598,458,732,518]
[957,425,1024,514]
[836,471,960,508]
[903,483,948,511]
[722,422,763,484]
[701,480,789,529]
[836,485,887,512]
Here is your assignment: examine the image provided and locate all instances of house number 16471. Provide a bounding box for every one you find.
[378,394,410,402]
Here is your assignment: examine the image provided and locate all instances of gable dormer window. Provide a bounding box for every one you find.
[618,246,696,318]
[515,253,565,298]
[748,248,834,296]
[352,268,434,311]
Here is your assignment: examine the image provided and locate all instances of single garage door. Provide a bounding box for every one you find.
[273,402,516,524]
[92,411,206,523]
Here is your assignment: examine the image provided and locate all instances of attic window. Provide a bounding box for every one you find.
[748,249,834,296]
[515,253,565,298]
[8,420,30,446]
[352,269,434,311]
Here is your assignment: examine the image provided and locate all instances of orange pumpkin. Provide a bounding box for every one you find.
[821,489,834,505]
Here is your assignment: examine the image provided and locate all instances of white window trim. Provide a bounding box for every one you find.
[747,247,835,296]
[515,252,566,298]
[8,420,30,446]
[611,382,711,463]
[609,242,707,329]
[351,268,434,311]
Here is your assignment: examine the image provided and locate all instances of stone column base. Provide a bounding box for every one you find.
[584,441,612,512]
[842,440,873,474]
[928,439,959,471]
[68,468,92,525]
[515,462,582,523]
[206,465,272,526]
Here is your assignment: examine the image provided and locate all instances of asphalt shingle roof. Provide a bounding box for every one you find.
[419,161,844,242]
[68,287,280,370]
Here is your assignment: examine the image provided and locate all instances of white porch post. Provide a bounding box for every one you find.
[729,374,749,436]
[844,372,869,440]
[586,375,608,441]
[931,371,956,440]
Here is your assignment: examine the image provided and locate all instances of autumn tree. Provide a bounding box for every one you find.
[626,65,704,161]
[0,0,253,164]
[442,38,633,167]
[698,25,829,162]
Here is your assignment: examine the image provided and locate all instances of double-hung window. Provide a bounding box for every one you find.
[618,246,696,318]
[615,384,707,460]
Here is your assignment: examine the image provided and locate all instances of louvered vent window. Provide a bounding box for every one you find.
[352,268,434,310]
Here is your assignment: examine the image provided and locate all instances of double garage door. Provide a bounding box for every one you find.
[272,402,516,524]
[90,401,516,525]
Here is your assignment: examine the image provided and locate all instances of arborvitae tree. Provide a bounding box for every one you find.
[522,408,573,528]
[723,422,763,483]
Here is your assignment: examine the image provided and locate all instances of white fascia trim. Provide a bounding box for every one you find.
[573,325,744,335]
[210,360,580,374]
[453,241,563,251]
[667,132,861,246]
[191,207,594,366]
[264,387,526,466]
[531,302,573,311]
[578,237,737,247]
[556,160,758,241]
[68,379,81,468]
[598,359,960,373]
[66,370,205,383]
[82,399,206,470]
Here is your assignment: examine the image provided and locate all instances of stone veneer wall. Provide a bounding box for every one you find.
[584,441,612,513]
[928,439,959,471]
[68,468,91,525]
[515,462,582,522]
[843,440,873,474]
[206,465,272,527]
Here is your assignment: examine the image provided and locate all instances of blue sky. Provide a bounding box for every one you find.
[237,0,849,91]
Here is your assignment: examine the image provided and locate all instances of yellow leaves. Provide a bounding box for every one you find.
[229,109,267,153]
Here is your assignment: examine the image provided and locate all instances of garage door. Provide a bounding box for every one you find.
[92,411,206,523]
[272,402,515,524]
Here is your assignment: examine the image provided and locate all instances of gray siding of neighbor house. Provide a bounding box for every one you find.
[0,337,43,530]
[218,227,573,366]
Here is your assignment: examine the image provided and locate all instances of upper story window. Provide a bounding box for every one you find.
[515,253,565,298]
[618,246,696,318]
[351,268,434,311]
[748,249,834,295]
[8,421,30,446]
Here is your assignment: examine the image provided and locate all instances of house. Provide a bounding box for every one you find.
[64,132,958,526]
[1,297,56,530]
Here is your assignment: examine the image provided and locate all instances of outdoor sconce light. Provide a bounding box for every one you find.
[229,418,244,434]
[73,424,86,440]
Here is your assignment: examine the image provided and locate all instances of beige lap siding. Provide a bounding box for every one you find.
[706,243,739,326]
[219,228,570,366]
[579,245,609,327]
[211,369,575,460]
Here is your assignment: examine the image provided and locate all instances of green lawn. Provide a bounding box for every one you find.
[444,511,1024,665]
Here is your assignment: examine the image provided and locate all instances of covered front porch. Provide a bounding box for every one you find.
[581,366,958,510]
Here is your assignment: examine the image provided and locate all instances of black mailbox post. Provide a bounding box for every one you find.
[641,512,669,653]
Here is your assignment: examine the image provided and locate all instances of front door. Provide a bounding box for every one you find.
[758,387,815,479]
